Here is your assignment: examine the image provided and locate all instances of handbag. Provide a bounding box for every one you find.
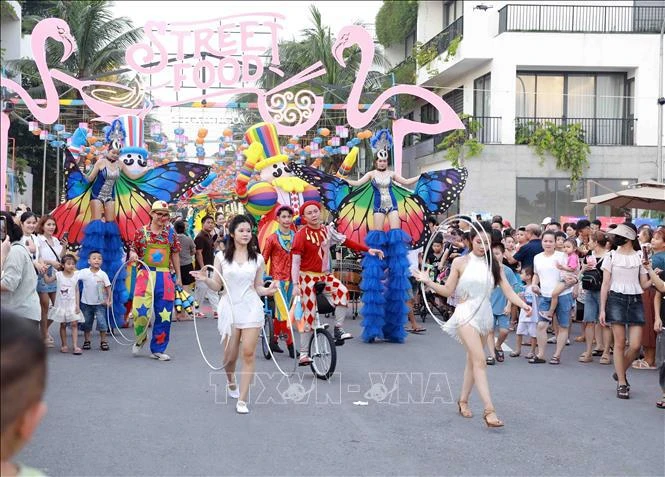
[581,256,604,291]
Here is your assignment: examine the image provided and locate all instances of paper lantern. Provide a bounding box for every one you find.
[222,128,233,137]
[197,128,208,138]
[318,128,330,137]
[28,121,38,131]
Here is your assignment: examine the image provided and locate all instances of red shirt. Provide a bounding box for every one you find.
[292,225,368,273]
[131,225,181,259]
[262,232,293,281]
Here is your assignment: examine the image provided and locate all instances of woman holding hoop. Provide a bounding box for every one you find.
[413,222,532,427]
[191,215,279,414]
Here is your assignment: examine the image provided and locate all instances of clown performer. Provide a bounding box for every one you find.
[345,130,420,344]
[292,201,384,364]
[261,205,296,358]
[128,200,182,361]
[235,122,320,249]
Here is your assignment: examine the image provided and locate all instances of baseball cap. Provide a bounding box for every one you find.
[151,200,169,213]
[541,217,552,225]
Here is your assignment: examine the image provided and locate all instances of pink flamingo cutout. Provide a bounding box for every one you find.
[332,25,465,174]
[1,19,76,211]
[0,19,149,210]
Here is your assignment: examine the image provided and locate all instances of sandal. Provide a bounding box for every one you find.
[486,356,496,366]
[406,328,426,333]
[73,347,82,355]
[578,353,593,363]
[631,359,657,370]
[549,356,560,365]
[591,349,603,356]
[599,354,611,365]
[457,400,473,418]
[524,353,535,360]
[100,341,110,351]
[82,341,91,350]
[529,356,546,364]
[483,408,504,428]
[495,348,504,362]
[509,351,521,357]
[574,335,585,343]
[60,346,69,353]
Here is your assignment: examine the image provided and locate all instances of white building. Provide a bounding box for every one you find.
[384,0,664,225]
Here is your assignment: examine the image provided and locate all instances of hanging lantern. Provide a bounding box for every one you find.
[79,122,88,130]
[28,121,38,131]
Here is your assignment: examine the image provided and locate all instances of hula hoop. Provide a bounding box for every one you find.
[193,264,235,371]
[418,215,494,330]
[107,259,156,346]
[261,288,299,378]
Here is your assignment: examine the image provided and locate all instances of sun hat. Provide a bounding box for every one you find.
[151,200,169,213]
[606,223,636,241]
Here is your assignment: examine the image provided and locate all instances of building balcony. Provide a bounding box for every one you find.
[420,16,464,67]
[499,4,665,34]
[515,117,636,146]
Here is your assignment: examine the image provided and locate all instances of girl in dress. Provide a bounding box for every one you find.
[191,215,278,414]
[44,255,83,354]
[413,222,532,427]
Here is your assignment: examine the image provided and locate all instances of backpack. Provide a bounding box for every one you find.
[581,255,603,291]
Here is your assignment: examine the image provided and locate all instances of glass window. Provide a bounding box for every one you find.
[516,178,550,227]
[535,75,564,117]
[567,75,595,118]
[421,103,438,124]
[474,74,491,117]
[516,74,535,117]
[405,30,416,58]
[443,87,463,115]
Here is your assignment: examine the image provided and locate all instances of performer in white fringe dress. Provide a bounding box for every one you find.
[413,222,532,428]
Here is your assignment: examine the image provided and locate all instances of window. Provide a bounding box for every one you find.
[420,103,438,124]
[473,74,491,117]
[405,30,416,58]
[515,72,632,145]
[443,87,463,115]
[515,177,637,227]
[404,112,415,146]
[444,0,463,27]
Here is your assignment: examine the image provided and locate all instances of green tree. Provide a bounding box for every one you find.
[5,0,143,211]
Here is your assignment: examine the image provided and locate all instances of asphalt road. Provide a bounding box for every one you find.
[19,311,665,476]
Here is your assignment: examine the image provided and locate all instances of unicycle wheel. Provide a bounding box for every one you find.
[309,328,337,380]
[261,316,273,360]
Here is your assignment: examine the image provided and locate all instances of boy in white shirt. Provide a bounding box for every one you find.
[78,251,111,351]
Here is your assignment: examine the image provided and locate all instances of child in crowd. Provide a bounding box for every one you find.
[487,243,520,364]
[44,255,83,355]
[554,231,567,252]
[541,238,579,320]
[78,251,111,351]
[512,266,538,358]
[0,310,48,477]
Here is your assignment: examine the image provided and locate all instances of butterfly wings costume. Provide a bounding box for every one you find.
[292,163,467,343]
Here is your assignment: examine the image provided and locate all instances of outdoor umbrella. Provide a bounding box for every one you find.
[574,181,665,212]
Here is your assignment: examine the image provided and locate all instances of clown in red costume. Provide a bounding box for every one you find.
[261,205,296,358]
[291,201,383,364]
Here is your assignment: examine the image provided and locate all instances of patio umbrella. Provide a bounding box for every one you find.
[574,181,665,212]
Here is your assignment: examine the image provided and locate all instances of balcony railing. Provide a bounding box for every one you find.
[404,116,502,158]
[515,117,635,146]
[420,16,464,66]
[499,4,665,34]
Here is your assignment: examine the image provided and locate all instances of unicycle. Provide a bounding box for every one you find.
[308,282,337,380]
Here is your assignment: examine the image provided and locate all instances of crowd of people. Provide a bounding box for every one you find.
[1,203,664,426]
[412,214,665,412]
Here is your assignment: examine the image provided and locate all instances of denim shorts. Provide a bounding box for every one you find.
[80,303,108,332]
[583,290,600,323]
[538,292,574,328]
[493,313,510,330]
[36,266,57,294]
[606,291,645,326]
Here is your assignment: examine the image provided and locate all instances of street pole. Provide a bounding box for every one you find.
[41,138,47,214]
[55,146,59,207]
[657,17,664,183]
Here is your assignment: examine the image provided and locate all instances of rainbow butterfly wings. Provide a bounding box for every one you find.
[291,163,467,248]
[52,150,210,245]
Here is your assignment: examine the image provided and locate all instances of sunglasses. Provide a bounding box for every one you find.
[153,212,169,217]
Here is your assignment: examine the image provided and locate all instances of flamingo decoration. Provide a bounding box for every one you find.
[1,19,76,211]
[332,25,465,174]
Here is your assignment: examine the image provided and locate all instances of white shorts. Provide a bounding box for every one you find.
[516,321,537,338]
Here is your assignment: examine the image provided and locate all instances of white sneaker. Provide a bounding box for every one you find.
[151,352,171,361]
[565,339,570,346]
[227,384,239,399]
[547,336,557,344]
[131,341,145,356]
[236,400,249,414]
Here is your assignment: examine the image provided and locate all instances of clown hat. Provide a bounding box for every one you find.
[244,122,288,171]
[106,115,148,157]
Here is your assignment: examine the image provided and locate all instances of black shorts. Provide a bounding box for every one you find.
[180,263,194,286]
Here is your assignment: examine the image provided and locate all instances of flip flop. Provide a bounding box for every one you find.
[407,328,426,334]
[73,347,82,355]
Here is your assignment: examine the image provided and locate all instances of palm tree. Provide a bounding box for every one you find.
[8,0,142,98]
[4,0,143,212]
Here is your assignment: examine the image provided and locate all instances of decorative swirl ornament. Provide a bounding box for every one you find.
[266,89,317,128]
[85,76,146,110]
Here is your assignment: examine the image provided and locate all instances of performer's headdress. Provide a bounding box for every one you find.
[299,200,322,218]
[244,123,288,171]
[106,115,148,157]
[371,129,393,152]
